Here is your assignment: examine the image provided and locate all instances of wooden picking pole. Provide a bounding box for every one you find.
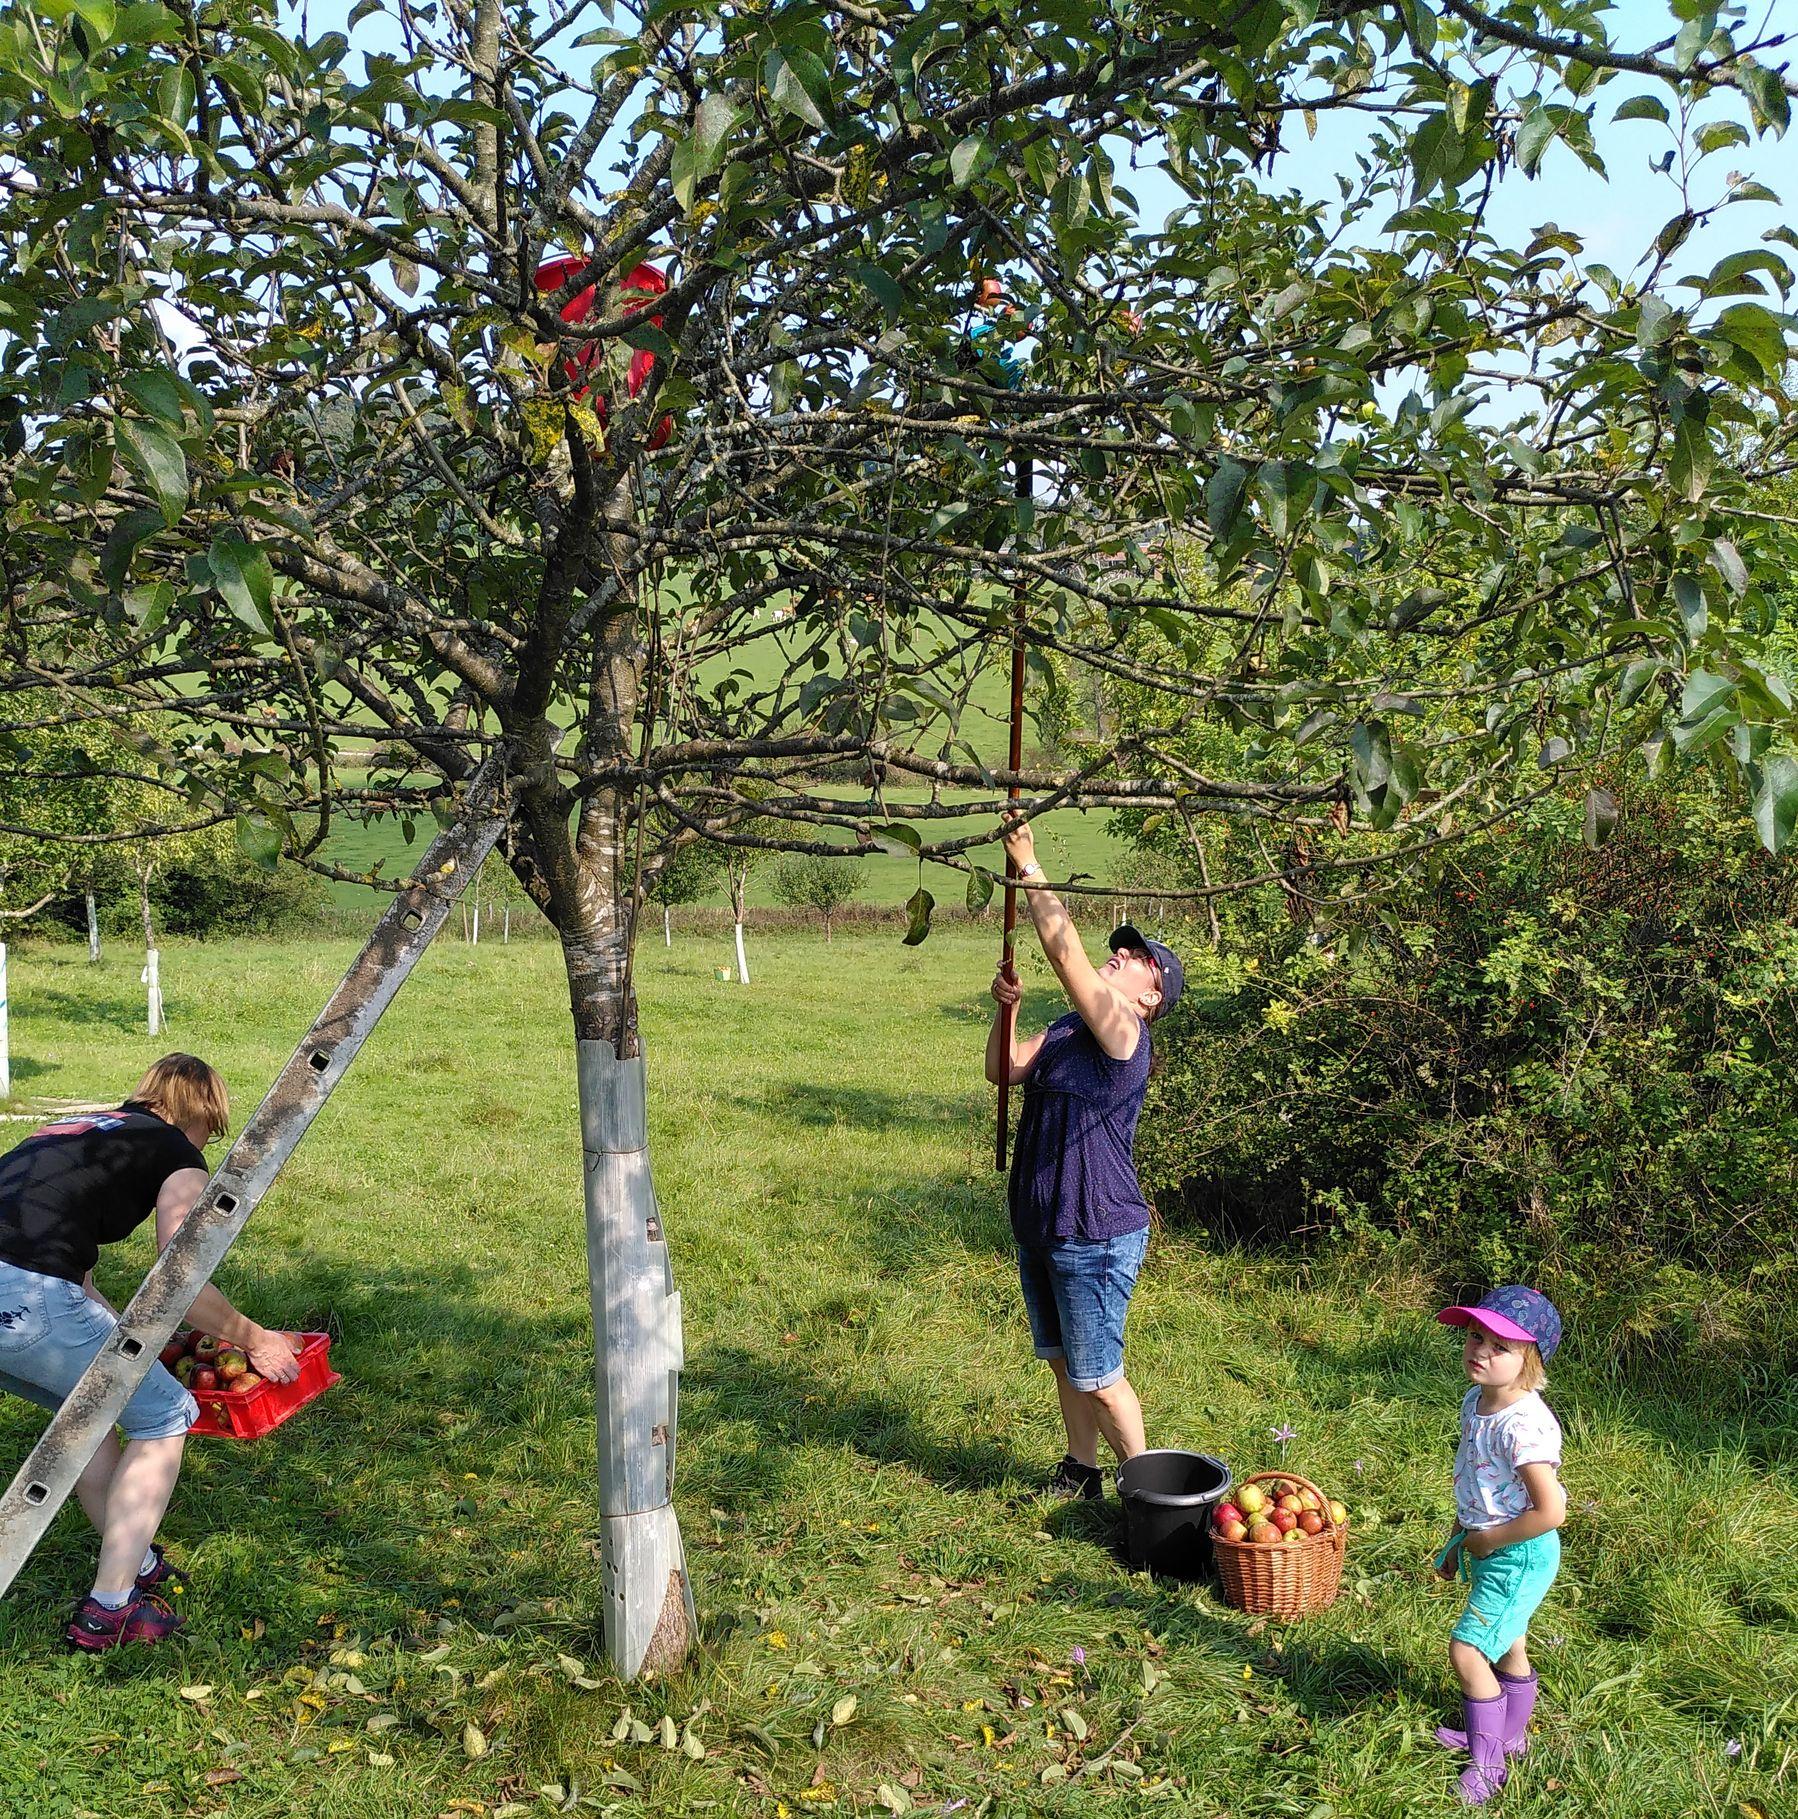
[0,773,505,1599]
[996,444,1031,1173]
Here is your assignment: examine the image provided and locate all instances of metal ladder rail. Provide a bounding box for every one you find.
[0,787,507,1597]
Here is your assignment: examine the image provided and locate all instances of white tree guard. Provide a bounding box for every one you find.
[0,943,10,1099]
[733,920,750,986]
[578,1038,693,1676]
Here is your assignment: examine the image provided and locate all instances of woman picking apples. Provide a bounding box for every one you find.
[986,815,1184,1500]
[0,1054,301,1649]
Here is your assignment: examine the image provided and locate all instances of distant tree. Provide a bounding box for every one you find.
[646,839,725,948]
[770,853,863,943]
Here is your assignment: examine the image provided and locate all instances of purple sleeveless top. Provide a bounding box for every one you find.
[1008,1012,1152,1244]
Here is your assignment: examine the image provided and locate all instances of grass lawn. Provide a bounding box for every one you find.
[0,927,1791,1817]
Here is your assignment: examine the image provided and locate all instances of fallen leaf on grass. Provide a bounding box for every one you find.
[179,1685,215,1702]
[876,1785,912,1815]
[462,1722,488,1759]
[660,1714,679,1749]
[831,1695,858,1727]
[557,1654,588,1680]
[494,1807,532,1818]
[203,1770,243,1788]
[367,1713,400,1732]
[368,1751,396,1767]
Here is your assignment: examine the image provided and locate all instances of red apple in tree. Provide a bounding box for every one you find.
[192,1366,219,1392]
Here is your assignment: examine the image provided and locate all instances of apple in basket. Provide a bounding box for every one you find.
[1236,1485,1268,1517]
[1329,1500,1350,1526]
[1216,1519,1249,1543]
[1247,1520,1280,1545]
[1297,1509,1325,1536]
[1214,1502,1244,1530]
[1271,1508,1297,1534]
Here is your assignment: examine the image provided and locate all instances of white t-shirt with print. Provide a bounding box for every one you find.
[1453,1388,1562,1529]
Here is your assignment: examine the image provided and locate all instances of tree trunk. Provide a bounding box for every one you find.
[728,866,750,985]
[554,859,694,1679]
[139,864,162,1036]
[85,892,99,963]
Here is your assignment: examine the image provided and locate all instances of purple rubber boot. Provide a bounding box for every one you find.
[1457,1694,1508,1805]
[1435,1669,1537,1755]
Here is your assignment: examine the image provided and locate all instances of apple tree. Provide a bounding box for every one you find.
[2,0,1795,1671]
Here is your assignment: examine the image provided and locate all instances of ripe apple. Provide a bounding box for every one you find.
[1214,1502,1244,1529]
[1297,1510,1325,1535]
[1271,1508,1297,1534]
[1237,1485,1268,1516]
[192,1366,219,1392]
[217,1350,249,1382]
[1270,1479,1296,1500]
[159,1337,187,1368]
[1298,1491,1322,1513]
[234,1372,263,1393]
[1215,1519,1249,1543]
[192,1334,222,1364]
[1248,1521,1280,1545]
[1277,1495,1304,1516]
[172,1356,198,1387]
[1328,1501,1350,1526]
[1284,1526,1305,1543]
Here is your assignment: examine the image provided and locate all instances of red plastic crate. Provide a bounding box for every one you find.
[187,1332,340,1440]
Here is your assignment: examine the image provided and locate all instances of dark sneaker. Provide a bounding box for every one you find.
[1046,1454,1106,1501]
[64,1589,185,1651]
[137,1544,187,1600]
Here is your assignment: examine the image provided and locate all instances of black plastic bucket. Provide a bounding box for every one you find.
[1118,1450,1233,1580]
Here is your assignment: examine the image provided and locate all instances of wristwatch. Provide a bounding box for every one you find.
[1017,860,1042,879]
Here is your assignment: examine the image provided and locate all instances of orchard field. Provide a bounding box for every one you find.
[0,927,1793,1818]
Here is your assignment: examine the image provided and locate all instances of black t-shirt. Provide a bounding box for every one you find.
[0,1102,207,1284]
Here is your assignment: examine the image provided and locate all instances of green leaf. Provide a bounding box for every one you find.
[966,867,994,914]
[69,0,117,41]
[1515,103,1559,176]
[1612,95,1669,125]
[672,90,739,211]
[1752,754,1798,855]
[121,370,185,424]
[100,507,165,590]
[765,46,829,130]
[1710,538,1749,598]
[856,263,904,325]
[1618,658,1661,708]
[1205,456,1250,537]
[1582,786,1619,850]
[901,885,935,946]
[116,416,188,525]
[208,532,274,632]
[1679,669,1734,723]
[1669,418,1713,504]
[234,814,283,870]
[622,320,676,360]
[1674,571,1708,638]
[1741,60,1791,135]
[1708,301,1788,380]
[869,822,921,858]
[950,134,985,188]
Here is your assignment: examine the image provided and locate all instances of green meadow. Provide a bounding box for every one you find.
[0,927,1790,1817]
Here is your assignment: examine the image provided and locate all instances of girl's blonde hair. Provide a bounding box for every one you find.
[129,1054,229,1142]
[1515,1342,1547,1394]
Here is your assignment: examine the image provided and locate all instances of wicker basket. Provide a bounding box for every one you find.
[1213,1469,1347,1618]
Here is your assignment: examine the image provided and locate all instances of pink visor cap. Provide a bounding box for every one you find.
[1437,1285,1562,1361]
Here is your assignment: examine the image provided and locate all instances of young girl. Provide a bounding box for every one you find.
[1432,1286,1567,1805]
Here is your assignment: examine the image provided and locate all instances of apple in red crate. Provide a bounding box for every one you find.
[158,1337,187,1368]
[217,1350,249,1383]
[192,1367,219,1393]
[172,1356,198,1387]
[192,1334,222,1364]
[234,1373,262,1393]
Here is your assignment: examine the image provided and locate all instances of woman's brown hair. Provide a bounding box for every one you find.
[129,1054,229,1142]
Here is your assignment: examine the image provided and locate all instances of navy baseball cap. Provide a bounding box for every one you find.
[1109,925,1184,1016]
[1438,1286,1563,1362]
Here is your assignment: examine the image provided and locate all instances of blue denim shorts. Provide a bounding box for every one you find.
[1016,1227,1149,1392]
[0,1260,196,1442]
[1444,1530,1561,1663]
